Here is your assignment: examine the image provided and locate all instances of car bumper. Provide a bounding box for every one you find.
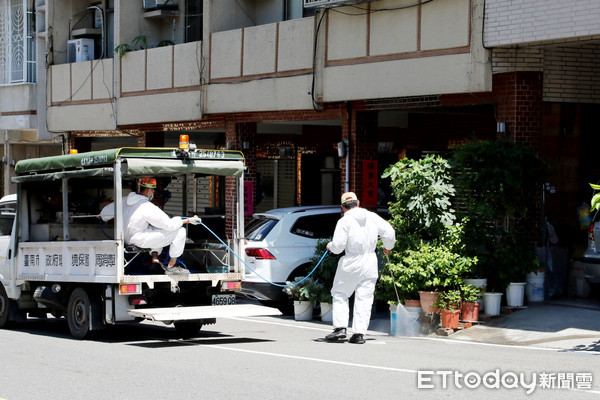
[239,281,287,302]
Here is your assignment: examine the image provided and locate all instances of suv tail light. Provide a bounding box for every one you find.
[589,223,595,241]
[245,248,276,260]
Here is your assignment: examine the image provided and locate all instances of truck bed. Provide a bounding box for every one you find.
[17,240,243,285]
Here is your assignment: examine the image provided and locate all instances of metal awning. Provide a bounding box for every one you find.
[124,158,245,177]
[12,167,114,183]
[14,147,245,175]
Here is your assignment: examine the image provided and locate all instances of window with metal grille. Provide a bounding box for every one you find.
[0,0,35,85]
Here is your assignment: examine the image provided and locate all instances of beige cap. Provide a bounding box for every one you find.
[341,192,358,205]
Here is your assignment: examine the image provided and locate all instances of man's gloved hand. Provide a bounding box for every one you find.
[188,215,202,225]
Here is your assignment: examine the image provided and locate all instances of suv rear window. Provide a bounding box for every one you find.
[245,217,278,241]
[291,213,340,239]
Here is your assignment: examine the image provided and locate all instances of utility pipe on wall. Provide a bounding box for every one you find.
[345,102,351,193]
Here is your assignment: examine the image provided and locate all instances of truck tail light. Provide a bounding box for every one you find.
[245,248,276,260]
[221,281,242,292]
[119,283,141,295]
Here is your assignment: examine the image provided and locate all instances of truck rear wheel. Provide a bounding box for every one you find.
[0,285,10,328]
[174,321,204,338]
[67,287,98,339]
[174,318,215,338]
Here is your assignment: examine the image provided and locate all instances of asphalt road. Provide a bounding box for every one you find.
[0,307,599,400]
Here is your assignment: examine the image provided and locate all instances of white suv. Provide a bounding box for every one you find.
[241,206,342,312]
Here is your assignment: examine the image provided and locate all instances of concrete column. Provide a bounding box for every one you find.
[493,72,543,148]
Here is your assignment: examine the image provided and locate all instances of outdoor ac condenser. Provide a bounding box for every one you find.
[66,39,95,63]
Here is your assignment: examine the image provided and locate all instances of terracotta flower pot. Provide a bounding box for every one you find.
[440,309,460,329]
[461,302,480,322]
[418,291,441,314]
[404,299,421,308]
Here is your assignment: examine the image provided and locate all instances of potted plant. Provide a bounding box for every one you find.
[460,284,480,322]
[307,240,340,322]
[404,225,477,314]
[377,155,465,310]
[114,35,175,58]
[376,256,422,307]
[434,290,462,329]
[496,233,539,307]
[452,139,548,294]
[282,276,321,321]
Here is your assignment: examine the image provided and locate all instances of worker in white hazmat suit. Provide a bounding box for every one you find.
[325,192,395,344]
[100,177,202,274]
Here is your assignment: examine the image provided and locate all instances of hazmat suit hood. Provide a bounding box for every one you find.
[345,207,368,226]
[126,192,147,206]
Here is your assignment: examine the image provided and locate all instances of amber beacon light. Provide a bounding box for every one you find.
[69,149,78,154]
[179,135,189,150]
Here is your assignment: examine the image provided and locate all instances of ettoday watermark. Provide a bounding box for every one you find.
[417,370,593,394]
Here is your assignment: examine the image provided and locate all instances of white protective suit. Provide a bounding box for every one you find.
[328,207,395,334]
[100,192,186,258]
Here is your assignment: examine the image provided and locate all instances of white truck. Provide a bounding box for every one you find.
[0,144,279,339]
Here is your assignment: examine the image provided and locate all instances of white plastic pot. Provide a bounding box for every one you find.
[506,282,526,307]
[483,292,503,316]
[293,300,313,321]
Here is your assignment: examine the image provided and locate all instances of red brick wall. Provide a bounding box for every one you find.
[493,72,543,148]
[493,71,544,245]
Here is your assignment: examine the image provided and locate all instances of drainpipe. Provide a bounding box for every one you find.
[345,102,351,193]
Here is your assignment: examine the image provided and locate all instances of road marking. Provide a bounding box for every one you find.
[200,345,600,395]
[227,316,387,336]
[209,344,418,373]
[411,336,600,353]
[230,317,600,354]
[227,317,332,332]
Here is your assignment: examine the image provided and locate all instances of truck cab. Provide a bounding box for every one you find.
[0,146,278,339]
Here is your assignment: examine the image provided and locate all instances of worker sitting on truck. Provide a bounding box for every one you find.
[100,177,202,275]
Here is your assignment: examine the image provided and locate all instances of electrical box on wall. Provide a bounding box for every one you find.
[67,39,95,63]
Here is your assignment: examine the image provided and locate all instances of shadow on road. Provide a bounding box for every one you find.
[1,317,274,345]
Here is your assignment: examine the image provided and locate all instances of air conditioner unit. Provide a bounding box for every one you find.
[143,0,177,10]
[66,39,95,63]
[304,0,371,8]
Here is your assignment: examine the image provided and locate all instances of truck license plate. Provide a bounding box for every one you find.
[212,294,236,306]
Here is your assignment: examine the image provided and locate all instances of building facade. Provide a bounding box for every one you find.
[0,0,61,194]
[2,0,600,252]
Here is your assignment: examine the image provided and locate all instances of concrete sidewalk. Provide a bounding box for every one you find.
[368,297,600,352]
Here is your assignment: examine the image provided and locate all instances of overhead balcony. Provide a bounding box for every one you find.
[47,41,204,132]
[47,0,491,132]
[0,84,37,131]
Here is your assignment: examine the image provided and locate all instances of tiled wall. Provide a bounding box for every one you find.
[484,0,600,47]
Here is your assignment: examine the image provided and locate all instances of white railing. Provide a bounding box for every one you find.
[0,0,36,85]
